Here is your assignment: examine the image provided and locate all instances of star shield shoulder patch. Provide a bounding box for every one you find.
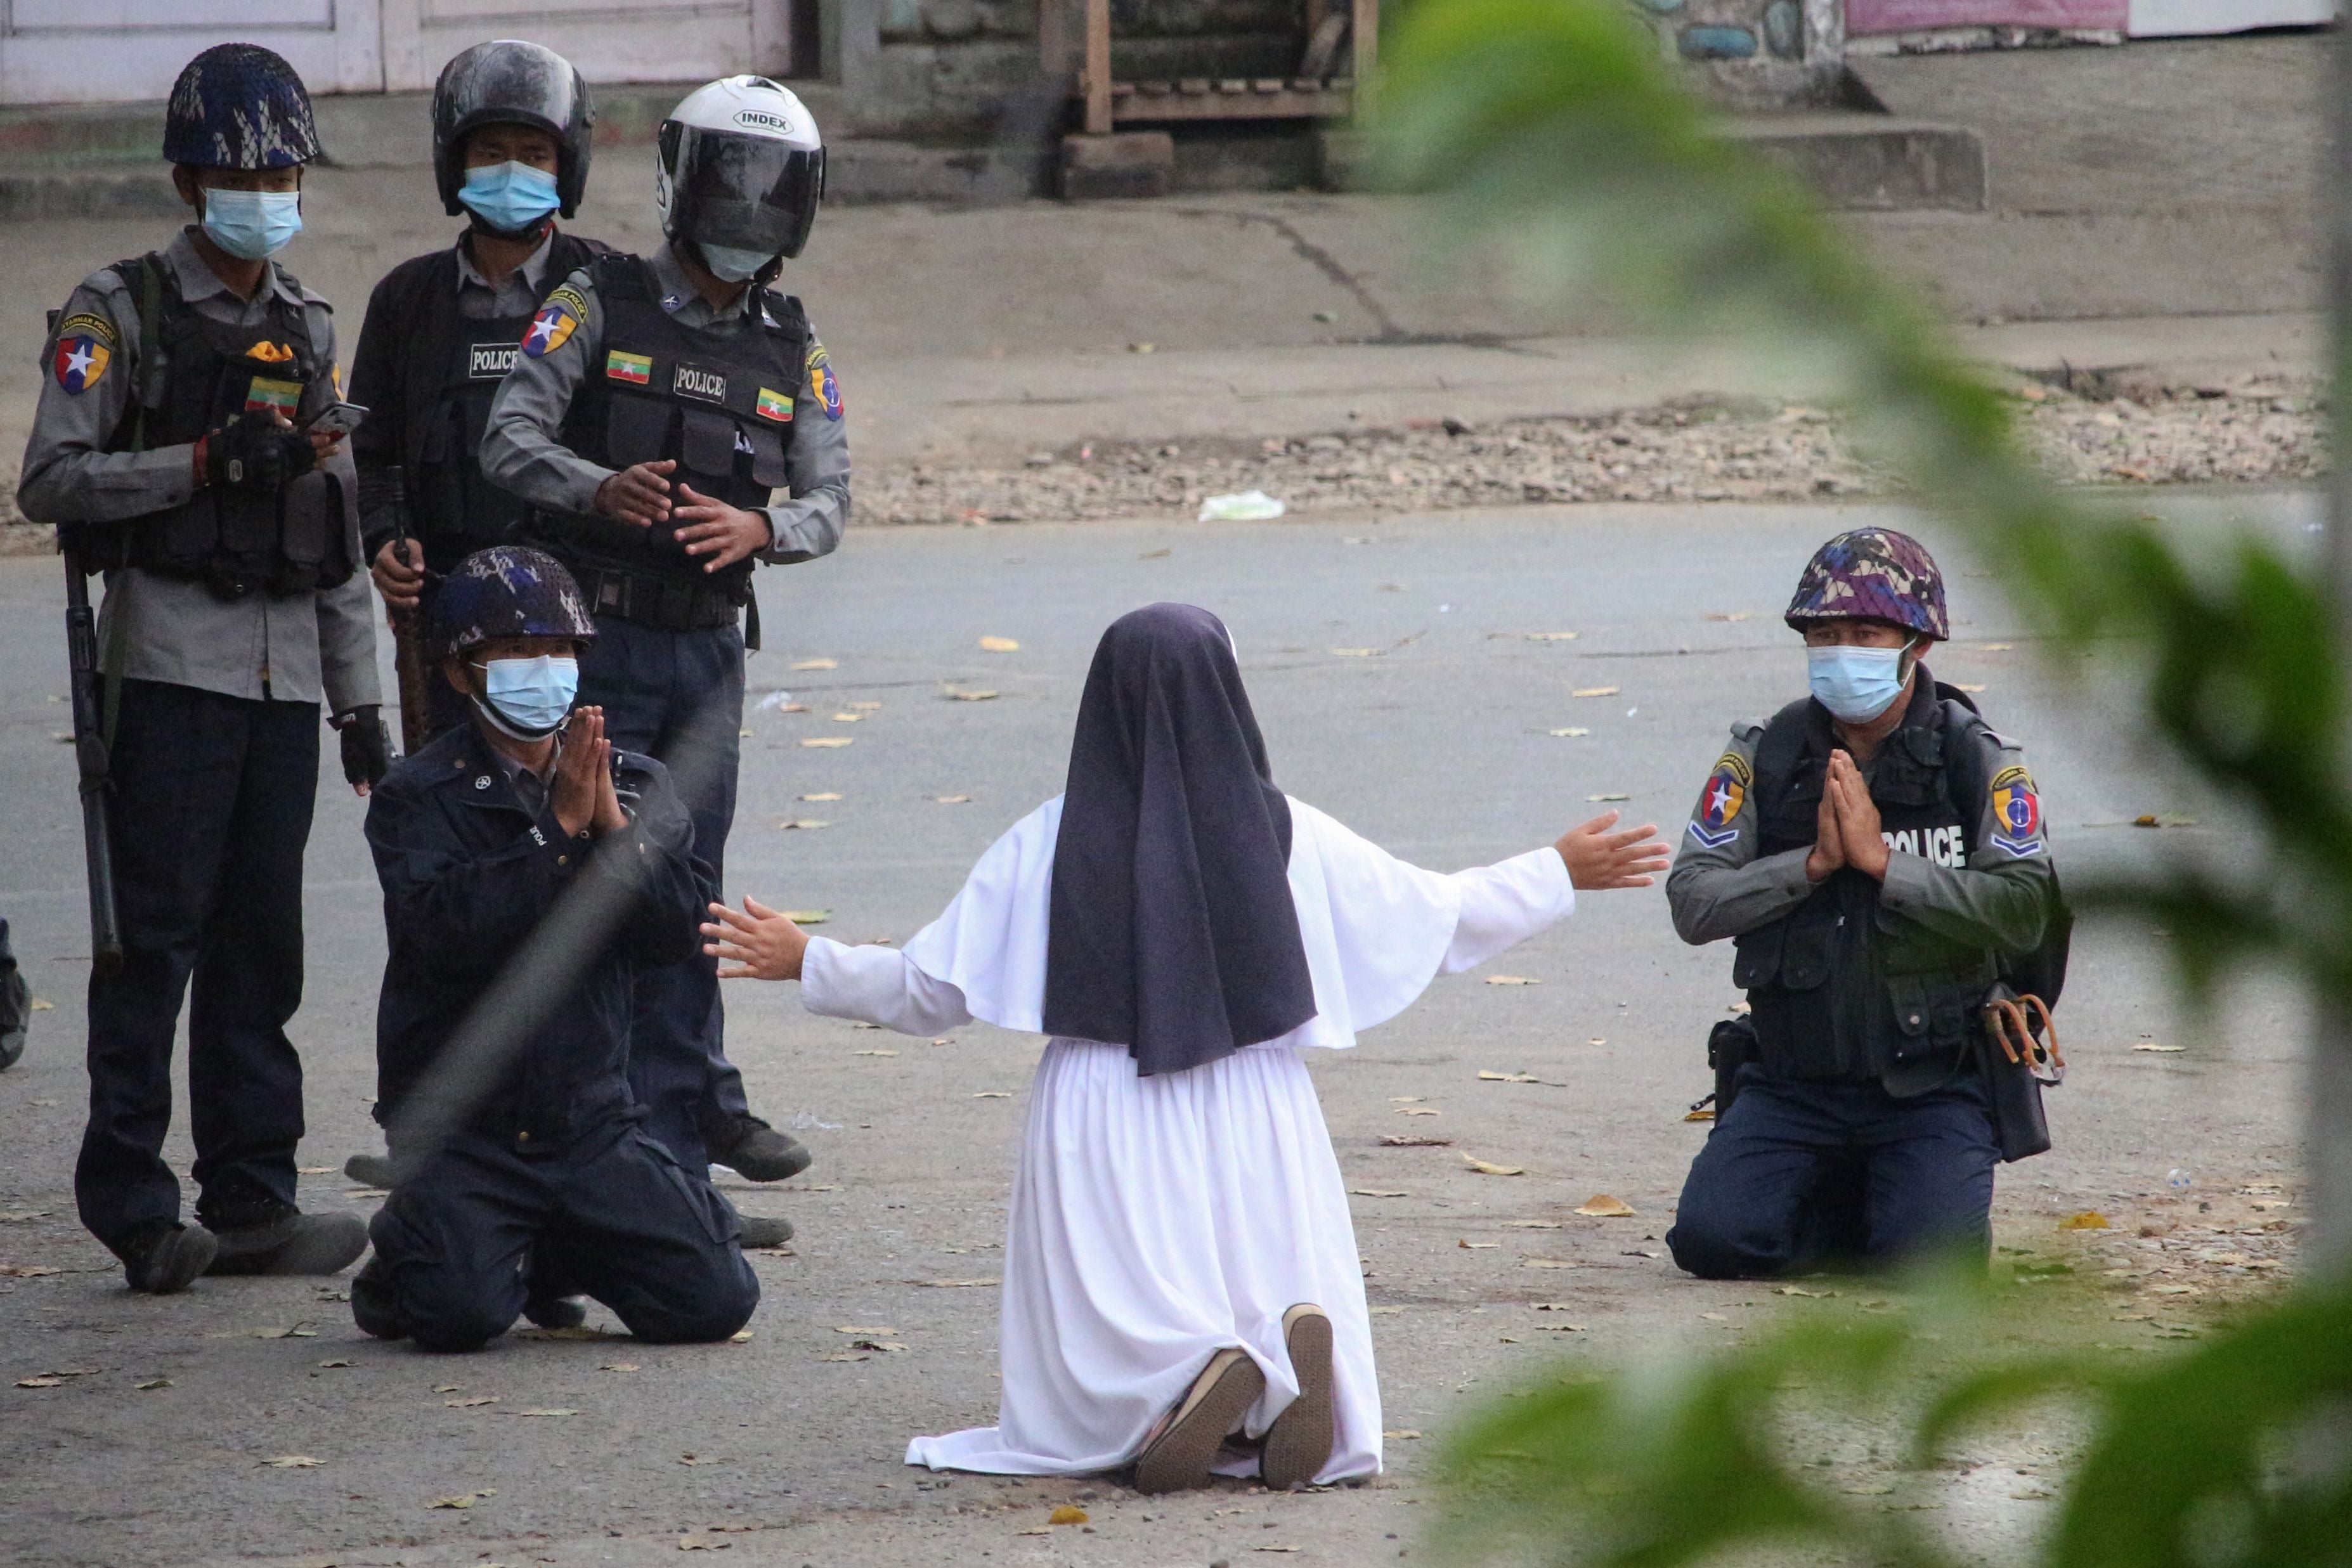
[806,340,843,420]
[523,285,590,359]
[1987,763,2045,857]
[52,311,117,395]
[1686,751,1751,849]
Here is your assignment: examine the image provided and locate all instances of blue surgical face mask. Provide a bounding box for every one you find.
[1806,642,1911,723]
[699,242,776,283]
[472,655,579,740]
[201,188,303,261]
[459,160,561,236]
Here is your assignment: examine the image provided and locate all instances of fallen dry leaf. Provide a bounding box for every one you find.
[0,1265,63,1278]
[1777,1285,1837,1299]
[936,793,973,804]
[1533,1302,1582,1311]
[945,688,999,702]
[1459,1241,1498,1250]
[253,1324,320,1338]
[1575,1195,1636,1217]
[1549,726,1592,738]
[919,1278,1001,1288]
[1478,1070,1540,1084]
[777,819,831,831]
[1524,632,1579,642]
[1571,686,1621,698]
[800,737,854,749]
[678,1453,726,1467]
[1351,1189,1410,1198]
[1524,1259,1575,1270]
[1380,1134,1452,1146]
[602,1363,640,1373]
[677,1534,731,1551]
[829,712,864,723]
[316,1359,357,1370]
[852,1048,899,1057]
[433,1383,463,1393]
[800,791,843,802]
[1385,1429,1424,1439]
[1587,793,1631,803]
[834,1325,899,1335]
[971,1090,1013,1099]
[297,1165,334,1174]
[445,1396,498,1408]
[729,1329,756,1343]
[1049,1505,1089,1525]
[261,1456,325,1468]
[15,1375,65,1388]
[1394,1106,1441,1117]
[511,1408,579,1418]
[29,1000,54,1012]
[819,1351,871,1363]
[979,635,1021,652]
[1503,1220,1564,1229]
[1465,1156,1526,1176]
[850,1341,909,1353]
[2133,1043,2186,1053]
[134,1377,171,1390]
[789,658,838,671]
[2060,1211,2110,1231]
[1017,1528,1051,1537]
[1484,974,1539,986]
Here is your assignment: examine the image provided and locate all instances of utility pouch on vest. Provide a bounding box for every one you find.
[1978,983,2058,1162]
[1706,1015,1759,1125]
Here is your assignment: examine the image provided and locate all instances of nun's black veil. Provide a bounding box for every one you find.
[1043,604,1316,1075]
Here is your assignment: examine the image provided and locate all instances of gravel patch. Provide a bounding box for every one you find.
[866,375,2326,526]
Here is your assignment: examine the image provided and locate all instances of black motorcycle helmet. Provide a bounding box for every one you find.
[430,41,595,220]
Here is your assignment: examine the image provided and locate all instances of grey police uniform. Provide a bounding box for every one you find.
[17,228,377,1258]
[478,239,846,1173]
[1661,677,2056,1278]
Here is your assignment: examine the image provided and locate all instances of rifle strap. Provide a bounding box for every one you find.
[98,254,163,756]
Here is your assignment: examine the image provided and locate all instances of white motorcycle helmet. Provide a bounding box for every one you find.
[655,75,824,283]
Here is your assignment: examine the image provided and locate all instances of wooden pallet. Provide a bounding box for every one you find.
[1056,0,1375,134]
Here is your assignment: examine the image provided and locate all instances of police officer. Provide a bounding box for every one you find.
[17,44,384,1293]
[480,75,845,1200]
[0,917,26,1072]
[1663,528,2057,1279]
[353,40,606,743]
[353,547,757,1352]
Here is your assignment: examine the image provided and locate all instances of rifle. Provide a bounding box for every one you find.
[61,555,122,977]
[389,502,432,753]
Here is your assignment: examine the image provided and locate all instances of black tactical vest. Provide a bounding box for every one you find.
[1732,675,2001,1097]
[99,252,354,600]
[535,252,806,604]
[387,232,604,567]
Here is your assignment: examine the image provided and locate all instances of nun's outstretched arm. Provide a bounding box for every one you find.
[802,938,975,1036]
[1442,848,1577,973]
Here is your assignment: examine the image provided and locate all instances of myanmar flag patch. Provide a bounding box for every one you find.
[605,350,652,386]
[755,386,792,422]
[244,377,302,416]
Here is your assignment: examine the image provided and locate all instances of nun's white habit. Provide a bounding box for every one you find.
[800,794,1574,1484]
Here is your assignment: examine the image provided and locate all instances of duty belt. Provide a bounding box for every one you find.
[570,564,743,632]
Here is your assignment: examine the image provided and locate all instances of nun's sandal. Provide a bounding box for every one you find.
[1261,1304,1335,1491]
[1134,1347,1266,1495]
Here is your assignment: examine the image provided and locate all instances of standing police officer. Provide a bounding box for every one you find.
[17,44,384,1293]
[481,76,845,1199]
[353,40,606,743]
[1663,528,2057,1279]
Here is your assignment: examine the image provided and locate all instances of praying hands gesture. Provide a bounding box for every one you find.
[1554,810,1672,890]
[1805,749,1888,883]
[703,895,809,981]
[550,707,630,840]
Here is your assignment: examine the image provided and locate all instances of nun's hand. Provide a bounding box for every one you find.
[1555,810,1672,890]
[702,894,810,982]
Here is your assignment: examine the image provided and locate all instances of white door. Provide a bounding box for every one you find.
[0,0,385,105]
[377,0,791,93]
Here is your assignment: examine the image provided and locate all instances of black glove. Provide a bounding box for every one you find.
[335,706,392,789]
[205,411,316,493]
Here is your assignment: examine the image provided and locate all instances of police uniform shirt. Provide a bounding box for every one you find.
[1665,699,2055,952]
[16,229,379,714]
[479,241,848,564]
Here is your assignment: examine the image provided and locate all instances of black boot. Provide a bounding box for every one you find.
[520,1248,588,1330]
[708,1114,812,1182]
[205,1200,370,1277]
[0,958,27,1072]
[736,1213,795,1250]
[118,1221,218,1295]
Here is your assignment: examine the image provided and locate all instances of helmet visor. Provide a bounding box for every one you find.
[672,126,824,261]
[438,42,579,140]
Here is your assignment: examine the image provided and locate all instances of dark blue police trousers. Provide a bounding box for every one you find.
[363,1119,758,1352]
[1667,1065,1999,1279]
[574,615,750,1170]
[76,679,316,1254]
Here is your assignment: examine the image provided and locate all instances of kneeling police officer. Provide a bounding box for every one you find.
[1664,528,2058,1278]
[18,44,384,1293]
[353,547,757,1351]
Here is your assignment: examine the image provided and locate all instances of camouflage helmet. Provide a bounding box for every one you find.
[431,546,597,660]
[1784,527,1949,642]
[163,44,322,170]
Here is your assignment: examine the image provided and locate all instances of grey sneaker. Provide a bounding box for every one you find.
[710,1115,812,1182]
[343,1151,400,1188]
[205,1203,370,1277]
[120,1221,218,1295]
[737,1214,795,1250]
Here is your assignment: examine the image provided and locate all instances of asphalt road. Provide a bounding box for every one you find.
[0,492,2310,1568]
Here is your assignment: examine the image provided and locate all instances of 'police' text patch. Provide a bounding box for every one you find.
[467,342,520,380]
[673,363,727,404]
